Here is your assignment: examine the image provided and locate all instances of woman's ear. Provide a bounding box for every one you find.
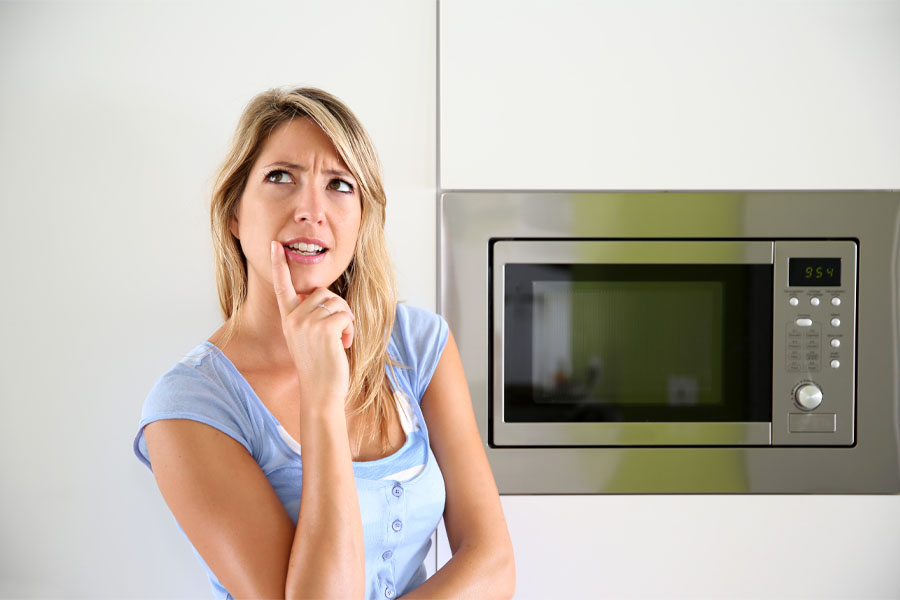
[229,216,239,240]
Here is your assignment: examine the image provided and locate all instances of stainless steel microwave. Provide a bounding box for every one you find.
[439,192,900,493]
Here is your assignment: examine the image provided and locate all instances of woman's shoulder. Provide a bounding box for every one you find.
[391,302,447,334]
[146,342,226,391]
[390,303,448,352]
[389,304,450,402]
[134,342,263,469]
[140,342,256,425]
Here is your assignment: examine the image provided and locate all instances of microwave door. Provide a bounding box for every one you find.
[492,241,774,447]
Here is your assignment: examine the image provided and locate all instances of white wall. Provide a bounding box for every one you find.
[0,1,435,596]
[437,1,900,598]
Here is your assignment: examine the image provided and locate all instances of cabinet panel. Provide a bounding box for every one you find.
[440,0,900,189]
[437,496,900,598]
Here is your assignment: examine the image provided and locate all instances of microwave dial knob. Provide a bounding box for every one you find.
[794,383,823,411]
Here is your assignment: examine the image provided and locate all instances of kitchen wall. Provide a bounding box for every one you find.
[0,1,435,596]
[0,0,897,597]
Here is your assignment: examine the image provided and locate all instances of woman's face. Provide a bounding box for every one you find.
[231,118,362,298]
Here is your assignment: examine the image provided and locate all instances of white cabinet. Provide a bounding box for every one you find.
[497,496,900,598]
[440,0,900,190]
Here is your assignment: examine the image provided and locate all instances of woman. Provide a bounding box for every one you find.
[133,87,515,599]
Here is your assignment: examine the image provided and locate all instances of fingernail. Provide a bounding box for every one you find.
[270,241,277,260]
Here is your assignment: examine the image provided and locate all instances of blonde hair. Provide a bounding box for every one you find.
[209,86,399,451]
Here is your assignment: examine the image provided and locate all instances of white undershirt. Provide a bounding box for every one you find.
[276,392,425,481]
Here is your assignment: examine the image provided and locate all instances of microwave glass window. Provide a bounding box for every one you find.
[531,280,722,407]
[502,264,773,423]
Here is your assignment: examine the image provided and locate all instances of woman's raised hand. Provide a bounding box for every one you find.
[270,241,355,408]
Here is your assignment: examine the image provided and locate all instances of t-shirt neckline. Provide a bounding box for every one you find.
[197,341,426,473]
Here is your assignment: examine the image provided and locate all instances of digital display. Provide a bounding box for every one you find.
[789,258,841,287]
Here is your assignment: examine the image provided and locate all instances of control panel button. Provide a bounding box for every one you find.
[831,318,841,327]
[789,297,799,306]
[831,297,841,306]
[830,339,841,348]
[830,359,840,369]
[794,383,823,410]
[796,318,813,327]
[810,297,820,306]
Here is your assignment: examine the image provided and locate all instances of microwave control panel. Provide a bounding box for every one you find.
[772,241,857,446]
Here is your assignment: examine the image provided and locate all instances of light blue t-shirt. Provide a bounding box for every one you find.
[133,303,449,600]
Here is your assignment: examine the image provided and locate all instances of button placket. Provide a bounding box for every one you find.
[388,480,406,538]
[380,481,404,590]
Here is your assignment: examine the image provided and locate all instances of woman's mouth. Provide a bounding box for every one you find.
[285,241,327,255]
[283,243,328,264]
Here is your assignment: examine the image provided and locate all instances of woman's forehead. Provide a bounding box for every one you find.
[260,118,346,164]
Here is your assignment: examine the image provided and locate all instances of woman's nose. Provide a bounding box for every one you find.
[293,185,326,224]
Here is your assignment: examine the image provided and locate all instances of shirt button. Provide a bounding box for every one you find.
[382,550,393,560]
[392,519,403,532]
[385,586,395,598]
[392,485,403,497]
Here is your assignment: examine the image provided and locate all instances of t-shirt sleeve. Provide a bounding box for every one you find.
[391,304,450,403]
[133,362,257,471]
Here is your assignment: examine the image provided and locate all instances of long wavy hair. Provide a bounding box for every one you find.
[209,86,399,452]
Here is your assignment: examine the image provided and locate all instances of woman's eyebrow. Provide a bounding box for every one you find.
[262,161,354,180]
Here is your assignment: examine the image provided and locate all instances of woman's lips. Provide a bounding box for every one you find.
[284,245,328,264]
[283,236,328,247]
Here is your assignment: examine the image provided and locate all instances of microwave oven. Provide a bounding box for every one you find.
[439,192,900,493]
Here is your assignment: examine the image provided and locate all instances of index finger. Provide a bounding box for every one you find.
[270,241,300,316]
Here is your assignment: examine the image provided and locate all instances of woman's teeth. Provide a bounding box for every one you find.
[286,242,326,255]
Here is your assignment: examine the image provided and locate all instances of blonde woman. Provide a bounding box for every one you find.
[133,87,515,599]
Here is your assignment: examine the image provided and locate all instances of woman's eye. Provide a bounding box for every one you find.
[327,179,354,193]
[265,170,292,184]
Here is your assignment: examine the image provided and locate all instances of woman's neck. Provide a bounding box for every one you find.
[216,279,296,372]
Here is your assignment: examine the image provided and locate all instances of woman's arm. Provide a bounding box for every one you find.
[402,329,516,599]
[144,400,364,599]
[271,241,366,596]
[142,244,367,599]
[285,399,364,597]
[145,419,296,598]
